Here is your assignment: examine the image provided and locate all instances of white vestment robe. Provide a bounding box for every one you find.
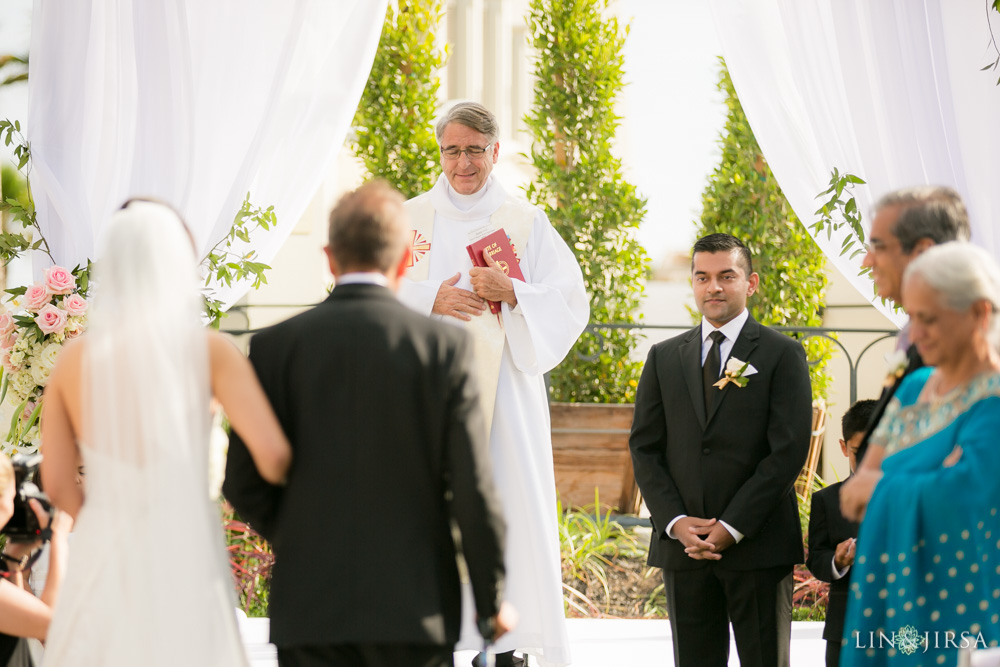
[398,175,588,666]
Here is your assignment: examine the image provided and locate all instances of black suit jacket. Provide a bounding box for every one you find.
[856,343,923,462]
[806,481,858,642]
[223,284,506,649]
[629,316,813,571]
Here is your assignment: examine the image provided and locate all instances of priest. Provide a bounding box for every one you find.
[398,101,588,667]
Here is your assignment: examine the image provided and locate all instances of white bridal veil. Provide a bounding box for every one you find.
[42,201,247,666]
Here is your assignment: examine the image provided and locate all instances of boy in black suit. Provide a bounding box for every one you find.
[806,399,876,667]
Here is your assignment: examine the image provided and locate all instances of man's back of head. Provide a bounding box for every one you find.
[327,180,409,278]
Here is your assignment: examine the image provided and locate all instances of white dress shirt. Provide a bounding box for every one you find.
[666,308,751,544]
[335,272,389,287]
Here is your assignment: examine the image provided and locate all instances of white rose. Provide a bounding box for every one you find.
[29,362,51,388]
[13,370,35,397]
[37,343,62,372]
[725,357,746,374]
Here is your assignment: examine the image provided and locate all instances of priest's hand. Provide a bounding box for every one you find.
[433,273,487,321]
[470,249,518,308]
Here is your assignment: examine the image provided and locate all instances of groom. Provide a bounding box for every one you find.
[224,180,512,667]
[629,233,812,667]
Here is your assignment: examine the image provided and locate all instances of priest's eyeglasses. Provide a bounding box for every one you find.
[440,144,493,160]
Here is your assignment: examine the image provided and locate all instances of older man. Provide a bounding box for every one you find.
[398,102,588,667]
[225,181,513,667]
[853,186,970,463]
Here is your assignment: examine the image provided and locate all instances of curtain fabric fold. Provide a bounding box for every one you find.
[709,0,1000,325]
[28,0,388,309]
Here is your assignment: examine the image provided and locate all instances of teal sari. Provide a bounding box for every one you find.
[841,368,1000,666]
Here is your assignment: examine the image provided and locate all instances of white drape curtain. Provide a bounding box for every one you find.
[708,0,1000,325]
[27,0,388,309]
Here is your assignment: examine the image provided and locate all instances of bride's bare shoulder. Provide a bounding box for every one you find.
[205,329,245,366]
[46,337,86,392]
[54,336,86,370]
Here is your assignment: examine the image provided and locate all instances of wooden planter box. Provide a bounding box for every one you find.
[550,403,640,514]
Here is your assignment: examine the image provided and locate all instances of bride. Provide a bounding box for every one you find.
[39,199,292,666]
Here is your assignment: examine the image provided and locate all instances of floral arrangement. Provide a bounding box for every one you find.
[0,264,90,454]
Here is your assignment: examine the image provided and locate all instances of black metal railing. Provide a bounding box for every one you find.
[578,323,898,405]
[221,307,898,405]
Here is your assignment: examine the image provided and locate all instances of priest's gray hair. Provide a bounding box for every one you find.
[874,186,970,254]
[435,102,499,144]
[904,241,1000,344]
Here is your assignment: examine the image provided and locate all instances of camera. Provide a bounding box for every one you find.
[1,454,53,543]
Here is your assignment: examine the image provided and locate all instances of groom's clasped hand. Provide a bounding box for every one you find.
[674,517,734,560]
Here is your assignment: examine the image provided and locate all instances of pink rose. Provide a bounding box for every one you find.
[0,331,16,350]
[44,266,76,295]
[1,349,17,373]
[62,294,88,317]
[0,311,13,336]
[20,401,35,423]
[23,284,51,313]
[34,304,68,335]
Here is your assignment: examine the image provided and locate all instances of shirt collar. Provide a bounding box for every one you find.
[428,173,509,221]
[701,307,749,343]
[336,272,389,287]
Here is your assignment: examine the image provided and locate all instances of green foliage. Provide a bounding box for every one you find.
[984,2,1000,85]
[810,168,868,265]
[0,124,275,328]
[0,120,52,264]
[202,193,275,328]
[351,0,447,200]
[221,501,273,617]
[793,475,830,622]
[694,61,832,400]
[525,0,649,404]
[558,490,642,616]
[0,55,27,88]
[1,164,28,209]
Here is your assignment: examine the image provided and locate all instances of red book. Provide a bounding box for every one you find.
[466,228,524,315]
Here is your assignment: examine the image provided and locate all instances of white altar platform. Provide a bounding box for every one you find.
[237,617,828,666]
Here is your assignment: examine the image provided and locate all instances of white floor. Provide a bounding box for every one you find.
[239,617,828,666]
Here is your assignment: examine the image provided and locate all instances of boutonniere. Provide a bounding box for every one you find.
[714,357,758,389]
[883,349,908,387]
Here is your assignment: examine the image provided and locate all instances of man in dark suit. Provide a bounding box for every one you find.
[629,233,813,667]
[223,181,513,667]
[842,187,970,520]
[806,399,875,667]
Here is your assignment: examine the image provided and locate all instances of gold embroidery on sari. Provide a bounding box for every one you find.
[871,373,1000,457]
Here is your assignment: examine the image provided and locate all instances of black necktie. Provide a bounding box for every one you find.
[703,330,726,412]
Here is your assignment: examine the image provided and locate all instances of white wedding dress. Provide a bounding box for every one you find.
[42,202,249,667]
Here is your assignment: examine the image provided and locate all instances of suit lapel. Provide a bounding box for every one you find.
[707,316,760,423]
[679,328,707,430]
